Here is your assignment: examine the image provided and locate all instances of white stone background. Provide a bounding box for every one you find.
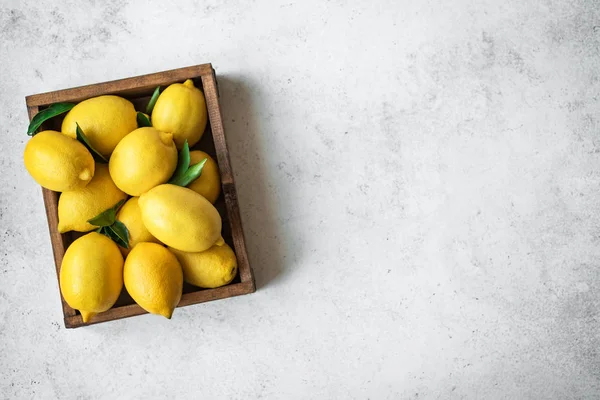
[1,0,599,398]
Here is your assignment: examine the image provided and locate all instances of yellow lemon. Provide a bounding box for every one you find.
[115,197,161,255]
[59,232,124,323]
[124,243,183,319]
[62,95,137,158]
[169,243,237,288]
[151,79,208,149]
[57,163,127,233]
[108,127,177,196]
[187,151,221,204]
[138,184,222,252]
[23,130,94,192]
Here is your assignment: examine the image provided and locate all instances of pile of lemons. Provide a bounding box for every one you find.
[24,80,238,322]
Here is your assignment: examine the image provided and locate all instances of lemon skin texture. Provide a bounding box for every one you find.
[61,95,137,158]
[187,150,221,204]
[108,127,177,196]
[59,232,124,323]
[151,79,208,149]
[57,163,128,233]
[138,184,222,253]
[24,130,95,192]
[169,243,237,289]
[124,243,183,319]
[115,197,161,255]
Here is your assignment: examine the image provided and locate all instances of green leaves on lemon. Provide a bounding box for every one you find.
[76,123,108,163]
[88,199,130,249]
[136,112,152,127]
[27,103,75,136]
[168,140,207,187]
[146,86,161,115]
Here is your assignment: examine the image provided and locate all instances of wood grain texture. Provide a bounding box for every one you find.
[202,70,256,287]
[41,189,76,318]
[64,281,254,328]
[25,64,256,328]
[25,64,213,107]
[202,70,234,186]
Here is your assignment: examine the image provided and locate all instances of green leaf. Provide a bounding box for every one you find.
[146,86,161,115]
[136,112,152,127]
[170,158,207,187]
[101,226,123,248]
[168,140,190,184]
[27,102,75,136]
[106,221,130,249]
[87,199,125,227]
[76,123,108,163]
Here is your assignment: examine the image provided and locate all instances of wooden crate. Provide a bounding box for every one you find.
[25,64,255,328]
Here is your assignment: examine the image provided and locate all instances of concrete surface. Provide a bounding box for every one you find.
[1,0,599,398]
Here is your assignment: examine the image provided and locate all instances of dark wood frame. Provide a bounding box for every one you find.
[25,64,255,328]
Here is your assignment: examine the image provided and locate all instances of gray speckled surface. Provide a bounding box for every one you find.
[1,0,599,398]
